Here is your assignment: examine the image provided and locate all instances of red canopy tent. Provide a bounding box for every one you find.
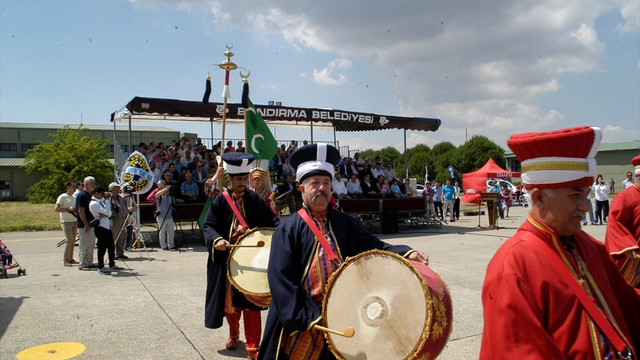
[460,158,521,204]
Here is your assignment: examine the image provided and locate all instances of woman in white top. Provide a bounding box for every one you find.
[592,174,609,225]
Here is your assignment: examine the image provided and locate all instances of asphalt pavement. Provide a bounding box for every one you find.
[0,205,610,360]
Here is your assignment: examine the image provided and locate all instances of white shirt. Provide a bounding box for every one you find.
[371,168,385,180]
[622,178,634,190]
[56,193,76,223]
[593,183,609,201]
[332,179,348,196]
[89,197,112,229]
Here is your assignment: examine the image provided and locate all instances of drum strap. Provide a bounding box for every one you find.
[297,208,338,262]
[523,231,633,358]
[223,190,248,230]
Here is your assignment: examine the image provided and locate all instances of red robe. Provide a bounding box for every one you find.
[605,183,640,287]
[481,215,640,359]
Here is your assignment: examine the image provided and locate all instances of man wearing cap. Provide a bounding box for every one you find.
[258,143,430,360]
[203,152,279,360]
[605,155,640,289]
[480,127,640,359]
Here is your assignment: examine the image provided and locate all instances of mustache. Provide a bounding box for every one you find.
[312,192,330,202]
[571,211,585,218]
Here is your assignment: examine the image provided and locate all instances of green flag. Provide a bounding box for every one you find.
[245,99,277,160]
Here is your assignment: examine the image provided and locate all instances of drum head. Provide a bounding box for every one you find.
[228,228,274,298]
[324,251,430,360]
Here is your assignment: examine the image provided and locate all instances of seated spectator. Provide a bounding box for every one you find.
[166,164,180,187]
[191,161,209,194]
[346,174,366,199]
[332,173,349,199]
[353,152,365,172]
[339,156,358,179]
[180,172,201,203]
[278,173,297,194]
[360,174,379,198]
[359,162,373,182]
[371,162,385,180]
[405,179,415,197]
[150,161,162,185]
[224,140,235,153]
[181,148,194,167]
[270,175,279,197]
[286,140,298,155]
[236,141,246,153]
[192,145,204,162]
[272,148,285,180]
[281,156,295,179]
[390,178,406,198]
[380,178,390,198]
[178,167,189,184]
[384,163,397,181]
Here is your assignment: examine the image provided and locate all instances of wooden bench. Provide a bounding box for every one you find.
[138,202,206,225]
[338,197,438,233]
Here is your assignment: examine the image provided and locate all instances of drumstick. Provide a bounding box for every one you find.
[314,325,355,338]
[226,240,265,248]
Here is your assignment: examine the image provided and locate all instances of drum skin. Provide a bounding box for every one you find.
[227,228,275,307]
[323,250,452,360]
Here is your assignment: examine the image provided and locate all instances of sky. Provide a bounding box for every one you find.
[1,0,639,153]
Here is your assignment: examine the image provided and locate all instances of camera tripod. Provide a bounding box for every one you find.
[117,194,150,260]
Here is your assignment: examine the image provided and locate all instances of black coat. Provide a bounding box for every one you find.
[258,207,413,359]
[202,189,279,329]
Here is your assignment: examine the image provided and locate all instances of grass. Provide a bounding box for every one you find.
[0,202,61,232]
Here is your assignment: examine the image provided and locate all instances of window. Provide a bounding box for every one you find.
[0,143,17,151]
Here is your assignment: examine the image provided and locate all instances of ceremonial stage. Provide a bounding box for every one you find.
[0,205,611,359]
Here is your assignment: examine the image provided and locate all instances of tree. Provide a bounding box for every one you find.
[455,135,505,174]
[427,142,458,182]
[23,126,113,203]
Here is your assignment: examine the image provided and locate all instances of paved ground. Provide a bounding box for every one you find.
[0,205,609,360]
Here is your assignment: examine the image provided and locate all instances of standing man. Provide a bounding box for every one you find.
[54,180,78,267]
[258,143,430,359]
[203,152,279,360]
[109,182,128,260]
[90,186,119,275]
[622,171,634,190]
[76,176,96,271]
[605,155,640,289]
[480,126,640,359]
[442,178,455,222]
[154,180,176,251]
[431,181,443,220]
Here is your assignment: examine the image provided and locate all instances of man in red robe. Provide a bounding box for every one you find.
[480,127,640,359]
[605,155,640,288]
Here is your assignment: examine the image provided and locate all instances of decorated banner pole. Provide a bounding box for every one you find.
[120,150,154,260]
[218,44,238,172]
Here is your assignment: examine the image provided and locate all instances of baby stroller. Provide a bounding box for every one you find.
[0,238,26,278]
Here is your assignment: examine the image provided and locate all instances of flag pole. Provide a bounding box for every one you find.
[218,44,238,184]
[240,70,255,169]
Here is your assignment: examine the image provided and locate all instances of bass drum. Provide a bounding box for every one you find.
[227,227,275,307]
[323,250,452,360]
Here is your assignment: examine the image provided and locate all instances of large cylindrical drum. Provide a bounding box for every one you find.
[227,228,274,307]
[323,250,452,360]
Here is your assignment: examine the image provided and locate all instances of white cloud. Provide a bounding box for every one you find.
[130,0,638,146]
[312,58,352,85]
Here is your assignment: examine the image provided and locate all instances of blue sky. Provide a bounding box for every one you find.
[1,0,638,152]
